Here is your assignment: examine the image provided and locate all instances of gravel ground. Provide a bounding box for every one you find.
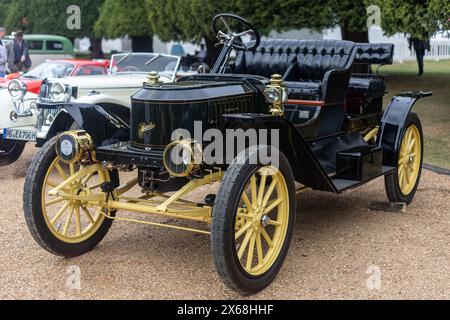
[0,145,449,300]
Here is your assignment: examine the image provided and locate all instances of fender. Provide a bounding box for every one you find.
[41,103,129,147]
[378,91,431,167]
[222,114,336,192]
[76,93,131,125]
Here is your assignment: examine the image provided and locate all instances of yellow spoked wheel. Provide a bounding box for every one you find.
[212,147,295,295]
[24,137,115,257]
[397,125,421,195]
[385,113,423,204]
[234,166,289,276]
[41,158,109,244]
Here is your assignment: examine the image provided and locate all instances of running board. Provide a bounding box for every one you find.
[332,166,395,193]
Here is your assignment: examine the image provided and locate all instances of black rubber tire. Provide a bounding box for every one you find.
[23,136,114,257]
[385,113,423,204]
[211,146,296,295]
[0,139,25,166]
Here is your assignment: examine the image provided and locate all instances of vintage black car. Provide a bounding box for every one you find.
[23,14,430,294]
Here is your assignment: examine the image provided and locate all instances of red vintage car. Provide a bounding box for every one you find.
[0,59,109,94]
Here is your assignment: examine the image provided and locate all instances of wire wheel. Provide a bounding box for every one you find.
[41,158,109,244]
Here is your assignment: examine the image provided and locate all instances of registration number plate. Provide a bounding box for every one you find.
[3,128,37,142]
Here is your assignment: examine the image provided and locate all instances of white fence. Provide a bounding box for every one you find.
[393,40,450,63]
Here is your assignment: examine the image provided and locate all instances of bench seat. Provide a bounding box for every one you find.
[234,39,358,104]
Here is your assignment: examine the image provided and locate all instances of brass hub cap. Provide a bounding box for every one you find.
[41,158,109,243]
[398,125,421,195]
[234,166,289,276]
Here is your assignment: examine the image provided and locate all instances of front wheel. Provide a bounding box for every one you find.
[23,136,115,257]
[211,147,296,294]
[385,113,423,204]
[0,139,25,166]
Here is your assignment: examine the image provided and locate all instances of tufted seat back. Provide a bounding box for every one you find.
[235,39,356,81]
[355,43,394,65]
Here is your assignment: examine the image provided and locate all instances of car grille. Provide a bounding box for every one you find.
[208,95,254,127]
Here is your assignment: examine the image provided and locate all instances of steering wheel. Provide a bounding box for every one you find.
[120,66,140,72]
[211,13,260,51]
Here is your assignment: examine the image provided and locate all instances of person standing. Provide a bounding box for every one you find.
[197,44,207,63]
[0,27,7,78]
[9,31,31,73]
[408,37,431,76]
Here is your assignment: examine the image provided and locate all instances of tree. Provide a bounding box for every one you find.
[3,0,33,33]
[374,0,450,40]
[146,0,371,66]
[147,0,295,65]
[4,0,105,58]
[95,0,154,52]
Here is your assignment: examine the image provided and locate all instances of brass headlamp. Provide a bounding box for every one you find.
[56,130,95,164]
[264,74,288,116]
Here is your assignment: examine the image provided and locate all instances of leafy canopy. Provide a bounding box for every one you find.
[95,0,152,38]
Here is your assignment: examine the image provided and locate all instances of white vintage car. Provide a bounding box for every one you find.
[0,52,182,166]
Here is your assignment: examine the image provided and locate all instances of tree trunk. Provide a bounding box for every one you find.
[205,37,220,67]
[89,37,103,59]
[131,35,153,53]
[341,24,370,74]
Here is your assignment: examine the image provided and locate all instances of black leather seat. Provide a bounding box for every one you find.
[285,81,322,100]
[348,77,385,96]
[346,43,394,115]
[348,43,394,97]
[234,39,358,103]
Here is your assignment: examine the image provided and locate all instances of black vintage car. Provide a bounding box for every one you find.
[23,14,430,294]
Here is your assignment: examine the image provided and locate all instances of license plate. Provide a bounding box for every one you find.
[3,128,37,142]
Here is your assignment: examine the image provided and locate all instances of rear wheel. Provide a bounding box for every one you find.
[385,113,423,204]
[0,139,25,166]
[23,137,115,257]
[211,147,296,294]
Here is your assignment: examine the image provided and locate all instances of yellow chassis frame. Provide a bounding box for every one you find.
[48,165,225,235]
[48,164,312,235]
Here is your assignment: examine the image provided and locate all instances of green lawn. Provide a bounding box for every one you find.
[381,60,450,169]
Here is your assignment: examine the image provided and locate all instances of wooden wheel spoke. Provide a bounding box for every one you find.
[246,233,256,270]
[256,233,264,265]
[75,206,81,236]
[50,201,71,225]
[237,229,253,260]
[81,207,95,224]
[405,169,411,185]
[241,192,253,211]
[54,162,68,180]
[261,228,274,248]
[262,179,277,208]
[263,198,283,214]
[408,138,416,152]
[235,221,252,240]
[250,176,257,208]
[257,174,267,207]
[62,206,74,236]
[398,164,405,176]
